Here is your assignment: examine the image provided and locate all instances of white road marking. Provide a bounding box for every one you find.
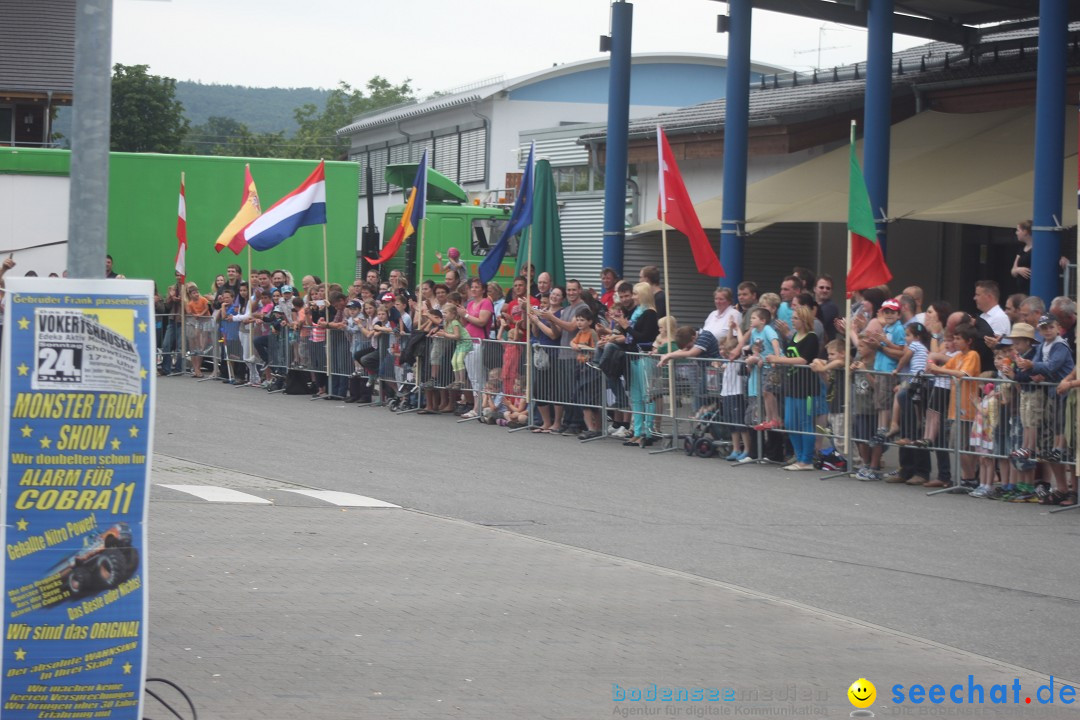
[273,489,399,508]
[158,484,273,504]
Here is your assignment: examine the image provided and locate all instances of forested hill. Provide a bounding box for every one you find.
[175,81,332,134]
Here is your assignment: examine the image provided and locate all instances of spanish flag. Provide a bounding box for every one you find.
[370,150,427,266]
[214,165,261,254]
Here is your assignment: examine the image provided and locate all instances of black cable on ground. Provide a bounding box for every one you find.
[143,677,197,720]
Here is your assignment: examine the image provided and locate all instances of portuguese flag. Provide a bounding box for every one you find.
[846,122,892,295]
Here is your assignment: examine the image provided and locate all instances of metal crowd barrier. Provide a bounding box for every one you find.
[171,333,1080,510]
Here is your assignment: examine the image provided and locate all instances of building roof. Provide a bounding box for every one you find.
[722,1,1076,46]
[336,53,787,137]
[580,23,1080,143]
[0,0,75,97]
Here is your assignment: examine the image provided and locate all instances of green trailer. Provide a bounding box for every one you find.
[380,163,518,287]
[0,147,358,292]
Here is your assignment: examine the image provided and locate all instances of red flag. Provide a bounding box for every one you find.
[175,174,187,283]
[657,127,724,277]
[846,122,892,294]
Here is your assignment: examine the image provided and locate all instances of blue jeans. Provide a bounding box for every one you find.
[159,323,177,374]
[784,396,815,464]
[629,356,655,437]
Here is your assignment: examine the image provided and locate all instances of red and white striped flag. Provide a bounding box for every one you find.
[175,174,187,282]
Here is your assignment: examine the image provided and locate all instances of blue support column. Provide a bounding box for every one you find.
[602,0,633,276]
[1030,0,1068,303]
[719,0,751,290]
[863,0,894,254]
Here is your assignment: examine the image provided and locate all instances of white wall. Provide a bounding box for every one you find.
[0,173,69,275]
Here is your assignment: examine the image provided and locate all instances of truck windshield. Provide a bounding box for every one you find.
[471,218,519,258]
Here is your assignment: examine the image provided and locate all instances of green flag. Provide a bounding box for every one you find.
[847,123,892,294]
[517,159,565,288]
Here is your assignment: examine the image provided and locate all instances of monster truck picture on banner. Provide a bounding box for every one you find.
[0,278,155,720]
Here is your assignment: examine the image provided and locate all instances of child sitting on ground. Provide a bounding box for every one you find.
[503,378,529,427]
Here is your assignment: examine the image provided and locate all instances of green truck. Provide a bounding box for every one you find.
[380,163,518,286]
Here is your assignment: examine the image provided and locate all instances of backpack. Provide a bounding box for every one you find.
[284,369,311,395]
[399,331,427,366]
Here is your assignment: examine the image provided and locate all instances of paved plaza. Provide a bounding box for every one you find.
[145,379,1080,718]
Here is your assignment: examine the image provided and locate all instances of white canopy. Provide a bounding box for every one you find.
[635,107,1078,234]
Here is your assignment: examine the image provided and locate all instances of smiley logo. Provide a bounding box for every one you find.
[848,678,876,709]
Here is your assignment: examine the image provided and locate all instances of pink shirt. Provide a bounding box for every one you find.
[465,298,494,341]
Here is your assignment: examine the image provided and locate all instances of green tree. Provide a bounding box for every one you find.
[110,64,190,153]
[185,116,286,158]
[291,76,414,159]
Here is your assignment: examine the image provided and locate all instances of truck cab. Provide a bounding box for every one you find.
[382,164,519,286]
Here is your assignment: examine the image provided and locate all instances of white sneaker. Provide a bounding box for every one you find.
[610,426,629,438]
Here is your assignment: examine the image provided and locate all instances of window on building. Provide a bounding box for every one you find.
[553,165,593,194]
[358,126,488,196]
[471,217,518,259]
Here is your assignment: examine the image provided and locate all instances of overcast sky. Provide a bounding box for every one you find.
[112,0,926,95]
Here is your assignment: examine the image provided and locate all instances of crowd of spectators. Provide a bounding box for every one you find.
[153,221,1079,507]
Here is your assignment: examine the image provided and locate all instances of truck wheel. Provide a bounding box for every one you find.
[67,567,92,596]
[96,550,127,589]
[121,547,140,576]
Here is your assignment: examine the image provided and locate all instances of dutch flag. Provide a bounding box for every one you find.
[243,161,327,251]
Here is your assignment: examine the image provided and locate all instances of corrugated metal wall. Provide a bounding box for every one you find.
[559,194,605,286]
[0,0,75,93]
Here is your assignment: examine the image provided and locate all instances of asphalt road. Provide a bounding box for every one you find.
[152,377,1080,684]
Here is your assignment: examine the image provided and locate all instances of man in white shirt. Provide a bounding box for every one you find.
[702,287,741,343]
[975,280,1010,336]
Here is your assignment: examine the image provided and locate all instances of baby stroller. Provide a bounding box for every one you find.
[682,405,733,458]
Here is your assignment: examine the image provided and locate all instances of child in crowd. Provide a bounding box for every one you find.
[968,379,1006,498]
[501,325,522,395]
[719,331,750,462]
[809,339,847,468]
[1001,323,1040,496]
[746,307,783,431]
[503,378,529,427]
[421,308,450,413]
[291,296,307,368]
[870,298,906,447]
[1017,314,1076,504]
[185,282,211,378]
[570,310,602,440]
[372,304,396,395]
[886,322,931,441]
[435,248,469,283]
[439,304,471,392]
[849,334,881,479]
[480,377,506,424]
[925,324,981,487]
